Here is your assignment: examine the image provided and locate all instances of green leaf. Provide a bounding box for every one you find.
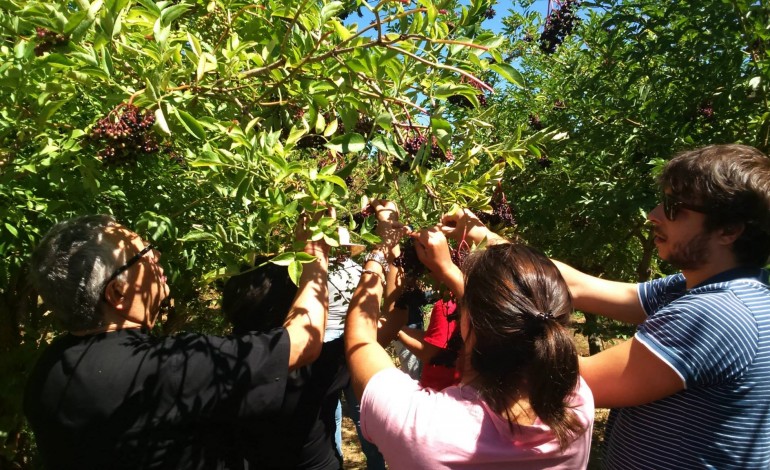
[160,3,192,26]
[154,107,171,135]
[331,19,351,40]
[178,231,217,242]
[371,135,407,158]
[5,223,18,238]
[175,109,206,140]
[325,133,366,153]
[270,252,295,266]
[490,63,525,87]
[286,260,301,285]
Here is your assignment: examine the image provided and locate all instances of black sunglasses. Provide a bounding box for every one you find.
[105,243,156,285]
[661,193,710,221]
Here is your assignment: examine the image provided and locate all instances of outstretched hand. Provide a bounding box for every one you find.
[410,226,455,281]
[371,199,408,251]
[440,207,506,246]
[295,206,332,261]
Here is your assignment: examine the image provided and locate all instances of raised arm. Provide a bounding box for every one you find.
[411,226,464,298]
[551,260,647,325]
[345,200,407,400]
[372,201,408,346]
[283,211,330,370]
[397,326,442,364]
[439,207,508,247]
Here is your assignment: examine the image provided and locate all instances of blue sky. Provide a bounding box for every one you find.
[348,0,552,35]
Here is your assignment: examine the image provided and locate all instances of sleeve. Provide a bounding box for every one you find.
[638,273,687,317]
[423,301,449,348]
[164,328,291,419]
[635,291,758,387]
[359,368,425,444]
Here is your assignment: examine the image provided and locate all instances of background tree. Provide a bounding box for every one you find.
[490,0,770,353]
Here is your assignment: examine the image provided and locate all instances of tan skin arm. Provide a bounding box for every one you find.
[372,200,408,346]
[397,326,443,364]
[283,212,330,371]
[345,200,408,401]
[411,227,465,299]
[580,337,685,408]
[552,260,647,325]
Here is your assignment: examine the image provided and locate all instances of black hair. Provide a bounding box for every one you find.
[221,256,298,334]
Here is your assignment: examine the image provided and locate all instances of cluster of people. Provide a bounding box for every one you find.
[24,143,770,469]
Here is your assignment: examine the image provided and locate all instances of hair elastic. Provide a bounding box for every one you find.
[534,311,554,321]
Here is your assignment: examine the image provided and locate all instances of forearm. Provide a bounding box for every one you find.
[552,259,646,325]
[345,261,396,400]
[396,327,441,363]
[284,254,329,370]
[377,245,407,345]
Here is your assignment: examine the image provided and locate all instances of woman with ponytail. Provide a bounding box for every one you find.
[345,204,593,469]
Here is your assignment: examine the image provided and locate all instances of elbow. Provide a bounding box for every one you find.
[287,327,324,370]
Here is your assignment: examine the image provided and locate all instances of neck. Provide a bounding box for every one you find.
[682,252,741,289]
[71,323,143,336]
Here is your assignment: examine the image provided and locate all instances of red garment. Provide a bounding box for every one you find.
[419,299,461,390]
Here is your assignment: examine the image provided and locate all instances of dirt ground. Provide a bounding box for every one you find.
[339,318,611,469]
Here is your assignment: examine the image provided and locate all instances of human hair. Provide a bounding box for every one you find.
[221,256,298,334]
[29,215,123,331]
[459,243,584,450]
[659,144,770,267]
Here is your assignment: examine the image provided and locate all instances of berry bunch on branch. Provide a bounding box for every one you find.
[476,186,517,231]
[34,27,68,56]
[447,76,490,108]
[401,128,453,168]
[539,0,580,54]
[88,104,159,165]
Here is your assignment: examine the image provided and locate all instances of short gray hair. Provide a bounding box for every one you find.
[29,215,125,331]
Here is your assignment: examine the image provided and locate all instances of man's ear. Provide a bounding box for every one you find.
[719,223,745,244]
[103,279,128,309]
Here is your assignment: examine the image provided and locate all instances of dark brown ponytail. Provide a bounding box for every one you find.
[460,243,585,450]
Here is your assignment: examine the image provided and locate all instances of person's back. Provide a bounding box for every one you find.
[24,214,330,470]
[361,370,593,469]
[25,328,289,469]
[222,260,348,469]
[603,268,770,468]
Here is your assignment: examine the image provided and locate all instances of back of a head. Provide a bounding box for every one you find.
[659,144,770,267]
[221,257,298,334]
[460,243,583,449]
[29,215,121,331]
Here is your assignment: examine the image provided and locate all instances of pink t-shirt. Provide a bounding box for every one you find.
[361,368,594,470]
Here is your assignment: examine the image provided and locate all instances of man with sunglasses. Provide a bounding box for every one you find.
[24,214,330,469]
[549,144,770,469]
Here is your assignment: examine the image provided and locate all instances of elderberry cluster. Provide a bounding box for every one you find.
[403,133,453,164]
[697,101,714,121]
[476,188,517,230]
[528,114,544,130]
[89,104,159,165]
[34,27,68,56]
[539,0,580,54]
[447,78,490,109]
[449,243,470,268]
[392,238,426,279]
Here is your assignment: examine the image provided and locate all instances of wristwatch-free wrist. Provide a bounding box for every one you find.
[364,250,390,275]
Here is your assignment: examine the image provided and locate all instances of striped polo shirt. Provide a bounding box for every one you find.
[603,268,770,469]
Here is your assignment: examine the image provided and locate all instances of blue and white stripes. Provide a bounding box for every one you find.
[603,268,770,469]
